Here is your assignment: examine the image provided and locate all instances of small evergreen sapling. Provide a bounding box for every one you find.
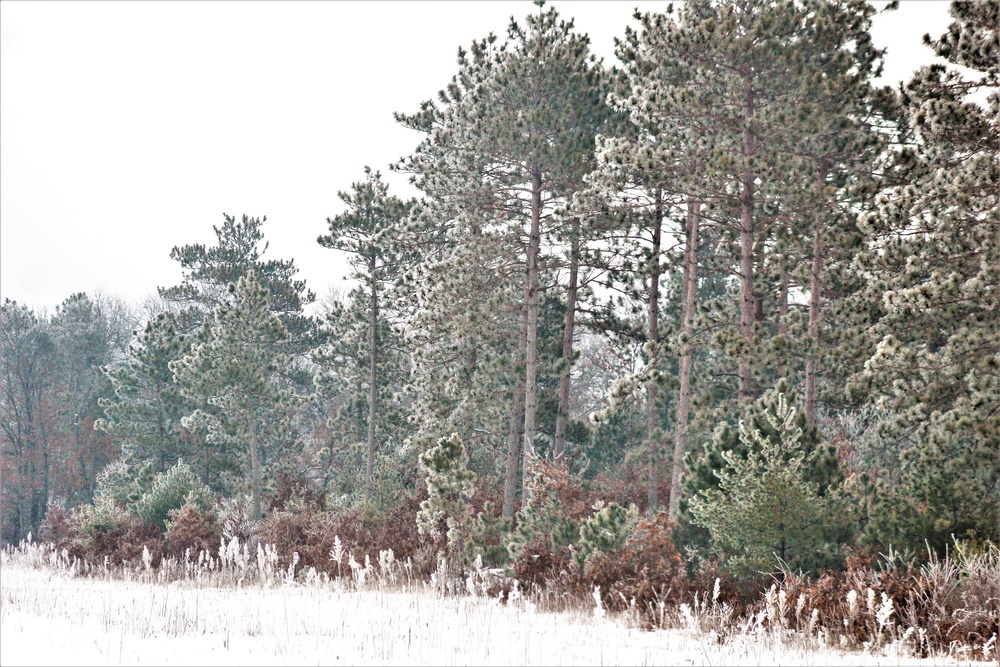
[577,500,638,563]
[690,391,853,576]
[130,460,215,531]
[417,433,476,554]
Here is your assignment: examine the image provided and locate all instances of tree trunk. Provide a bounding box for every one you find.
[503,306,528,518]
[250,436,262,520]
[739,83,757,403]
[777,262,789,379]
[464,223,483,439]
[646,194,664,514]
[366,260,378,501]
[521,168,543,503]
[805,201,824,426]
[554,217,580,461]
[668,200,700,522]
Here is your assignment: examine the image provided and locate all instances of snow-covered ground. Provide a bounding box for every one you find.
[0,565,990,666]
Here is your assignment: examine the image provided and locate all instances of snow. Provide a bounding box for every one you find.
[0,565,990,666]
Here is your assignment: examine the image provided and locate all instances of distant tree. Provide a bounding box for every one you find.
[96,309,208,480]
[1,294,134,543]
[0,300,59,541]
[100,213,317,492]
[49,293,135,500]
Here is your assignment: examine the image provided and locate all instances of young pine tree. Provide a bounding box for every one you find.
[688,385,852,576]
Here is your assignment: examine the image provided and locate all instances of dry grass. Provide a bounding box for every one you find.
[1,537,995,666]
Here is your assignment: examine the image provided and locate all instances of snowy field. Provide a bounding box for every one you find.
[1,564,991,667]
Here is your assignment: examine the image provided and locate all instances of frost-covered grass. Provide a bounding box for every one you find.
[2,559,992,667]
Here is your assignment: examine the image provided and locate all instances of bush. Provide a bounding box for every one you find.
[464,502,511,568]
[560,512,689,627]
[416,433,476,551]
[94,457,142,505]
[165,503,221,558]
[38,504,90,560]
[90,515,164,567]
[508,458,592,565]
[577,501,637,563]
[255,492,433,581]
[130,461,215,530]
[219,494,259,543]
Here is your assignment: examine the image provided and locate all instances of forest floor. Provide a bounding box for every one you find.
[0,564,992,667]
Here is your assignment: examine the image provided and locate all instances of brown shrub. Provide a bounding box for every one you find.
[270,472,326,513]
[38,504,90,560]
[256,491,432,580]
[558,512,690,627]
[90,518,164,568]
[590,467,671,517]
[512,537,573,588]
[164,503,221,558]
[779,546,1000,656]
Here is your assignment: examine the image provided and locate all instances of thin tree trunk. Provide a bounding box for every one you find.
[554,217,580,461]
[521,168,543,503]
[668,199,700,522]
[805,198,824,426]
[739,83,757,403]
[366,261,378,501]
[17,455,29,540]
[777,263,789,379]
[250,436,262,520]
[503,306,528,518]
[464,223,483,439]
[646,194,664,514]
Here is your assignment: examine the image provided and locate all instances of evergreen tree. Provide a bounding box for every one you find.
[417,433,477,555]
[100,213,317,492]
[170,272,305,520]
[160,213,317,348]
[96,308,208,463]
[316,168,413,502]
[396,1,610,512]
[588,0,885,520]
[689,389,853,575]
[685,381,842,504]
[852,0,1000,551]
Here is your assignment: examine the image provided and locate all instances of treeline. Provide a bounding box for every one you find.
[2,0,997,584]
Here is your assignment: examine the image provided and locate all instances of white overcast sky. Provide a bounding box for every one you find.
[1,0,953,314]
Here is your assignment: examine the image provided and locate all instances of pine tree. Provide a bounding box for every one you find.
[396,1,610,511]
[170,272,305,520]
[689,388,853,575]
[417,432,477,556]
[101,213,317,494]
[97,309,207,477]
[160,213,317,348]
[316,168,413,502]
[852,0,999,551]
[589,0,885,520]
